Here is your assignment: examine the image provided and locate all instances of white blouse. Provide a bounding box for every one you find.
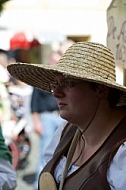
[43,121,126,190]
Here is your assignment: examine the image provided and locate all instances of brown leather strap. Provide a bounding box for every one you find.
[59,128,81,190]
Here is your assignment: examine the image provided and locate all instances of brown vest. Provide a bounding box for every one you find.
[39,117,126,190]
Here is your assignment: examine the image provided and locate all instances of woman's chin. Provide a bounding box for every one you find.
[59,112,74,123]
[59,111,69,121]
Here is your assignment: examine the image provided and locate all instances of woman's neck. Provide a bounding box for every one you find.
[82,106,126,147]
[70,96,126,147]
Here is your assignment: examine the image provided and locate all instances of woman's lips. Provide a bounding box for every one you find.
[58,102,67,108]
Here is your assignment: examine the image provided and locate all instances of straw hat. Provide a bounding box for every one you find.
[7,42,126,105]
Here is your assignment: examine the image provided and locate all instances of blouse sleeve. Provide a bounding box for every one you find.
[107,141,126,190]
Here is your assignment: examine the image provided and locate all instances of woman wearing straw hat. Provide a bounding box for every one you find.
[7,42,126,190]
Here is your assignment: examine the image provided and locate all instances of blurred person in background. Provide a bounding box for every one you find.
[0,49,11,122]
[7,79,33,169]
[0,50,17,189]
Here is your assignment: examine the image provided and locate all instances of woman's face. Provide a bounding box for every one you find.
[52,74,100,125]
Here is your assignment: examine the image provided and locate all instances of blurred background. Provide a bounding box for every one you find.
[0,0,126,189]
[0,0,111,63]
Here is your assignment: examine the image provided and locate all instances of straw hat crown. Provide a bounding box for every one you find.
[55,42,116,83]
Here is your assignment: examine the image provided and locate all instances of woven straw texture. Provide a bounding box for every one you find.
[7,42,126,105]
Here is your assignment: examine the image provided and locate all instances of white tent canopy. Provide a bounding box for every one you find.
[0,0,111,48]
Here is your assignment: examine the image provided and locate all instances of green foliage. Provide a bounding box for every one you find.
[0,0,10,13]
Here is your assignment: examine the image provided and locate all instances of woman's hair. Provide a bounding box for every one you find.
[107,88,120,107]
[89,82,120,108]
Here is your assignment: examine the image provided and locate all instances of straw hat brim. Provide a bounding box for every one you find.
[7,63,126,94]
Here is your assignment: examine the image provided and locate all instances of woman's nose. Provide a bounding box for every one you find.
[53,85,64,98]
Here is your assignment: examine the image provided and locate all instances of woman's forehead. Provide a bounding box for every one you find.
[54,72,79,80]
